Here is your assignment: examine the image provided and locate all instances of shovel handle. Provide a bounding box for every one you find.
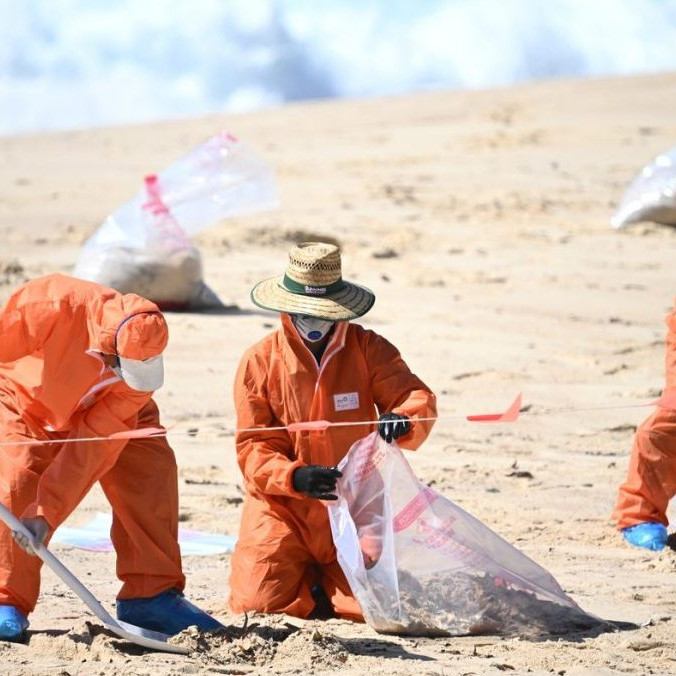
[0,502,117,625]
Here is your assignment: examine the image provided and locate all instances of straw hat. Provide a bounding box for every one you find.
[251,242,375,321]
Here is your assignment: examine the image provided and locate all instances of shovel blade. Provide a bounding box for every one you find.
[113,619,189,654]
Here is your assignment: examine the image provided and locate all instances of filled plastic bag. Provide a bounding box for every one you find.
[328,432,598,637]
[74,131,277,309]
[611,145,676,228]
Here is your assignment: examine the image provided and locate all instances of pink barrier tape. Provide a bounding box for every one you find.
[108,426,167,440]
[0,426,170,448]
[655,390,676,409]
[3,390,676,448]
[286,420,332,433]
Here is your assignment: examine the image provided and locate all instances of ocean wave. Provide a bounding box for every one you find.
[1,0,676,135]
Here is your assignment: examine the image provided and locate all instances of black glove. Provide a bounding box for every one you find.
[292,465,343,500]
[378,412,410,443]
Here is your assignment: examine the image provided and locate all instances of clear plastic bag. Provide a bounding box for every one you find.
[611,145,676,228]
[74,131,277,309]
[328,432,598,637]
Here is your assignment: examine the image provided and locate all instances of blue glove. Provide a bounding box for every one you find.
[621,522,668,551]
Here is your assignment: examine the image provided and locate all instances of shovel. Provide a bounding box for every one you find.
[0,502,189,654]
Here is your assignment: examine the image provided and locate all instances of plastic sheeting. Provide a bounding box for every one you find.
[74,131,277,310]
[328,432,599,637]
[611,145,676,228]
[52,512,236,556]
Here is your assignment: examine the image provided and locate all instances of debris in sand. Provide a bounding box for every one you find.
[373,569,600,638]
[624,638,665,652]
[24,615,350,671]
[273,626,349,669]
[506,469,534,479]
[169,614,349,670]
[372,247,399,259]
[27,621,130,661]
[0,259,28,287]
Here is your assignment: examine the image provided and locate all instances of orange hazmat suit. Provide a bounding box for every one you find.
[229,314,436,619]
[614,302,676,529]
[0,274,184,615]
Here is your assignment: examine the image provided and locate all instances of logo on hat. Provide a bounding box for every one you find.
[304,285,327,295]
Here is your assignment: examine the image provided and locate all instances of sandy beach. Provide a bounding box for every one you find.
[2,71,676,674]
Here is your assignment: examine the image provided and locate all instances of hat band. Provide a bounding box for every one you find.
[282,274,345,297]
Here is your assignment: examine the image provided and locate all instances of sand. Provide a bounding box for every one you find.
[2,71,676,674]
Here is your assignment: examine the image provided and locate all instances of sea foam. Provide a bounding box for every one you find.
[1,0,676,135]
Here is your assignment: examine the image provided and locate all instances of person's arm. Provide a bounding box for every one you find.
[664,307,676,391]
[234,351,304,497]
[0,301,60,363]
[366,332,437,450]
[21,388,151,530]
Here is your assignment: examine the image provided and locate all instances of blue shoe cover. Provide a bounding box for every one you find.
[0,605,28,642]
[622,522,669,551]
[116,589,223,635]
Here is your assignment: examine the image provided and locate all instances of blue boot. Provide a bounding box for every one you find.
[116,589,223,635]
[621,522,669,551]
[0,605,29,642]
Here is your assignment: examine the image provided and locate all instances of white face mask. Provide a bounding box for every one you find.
[292,315,335,343]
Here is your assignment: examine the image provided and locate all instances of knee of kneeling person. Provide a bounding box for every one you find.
[229,586,305,615]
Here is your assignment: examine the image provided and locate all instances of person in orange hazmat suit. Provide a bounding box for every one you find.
[614,301,676,551]
[228,242,437,620]
[0,274,222,642]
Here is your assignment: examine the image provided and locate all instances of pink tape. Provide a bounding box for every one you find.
[286,420,331,433]
[108,426,167,440]
[7,390,672,448]
[655,390,676,410]
[142,175,170,216]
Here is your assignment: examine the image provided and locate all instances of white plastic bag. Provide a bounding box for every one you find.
[328,433,597,637]
[611,145,676,228]
[74,131,277,309]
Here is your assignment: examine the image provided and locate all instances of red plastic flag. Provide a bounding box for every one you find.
[466,393,522,423]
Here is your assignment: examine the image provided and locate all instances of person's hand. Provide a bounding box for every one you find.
[292,465,342,500]
[363,551,379,569]
[360,538,382,569]
[378,413,410,443]
[12,517,50,555]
